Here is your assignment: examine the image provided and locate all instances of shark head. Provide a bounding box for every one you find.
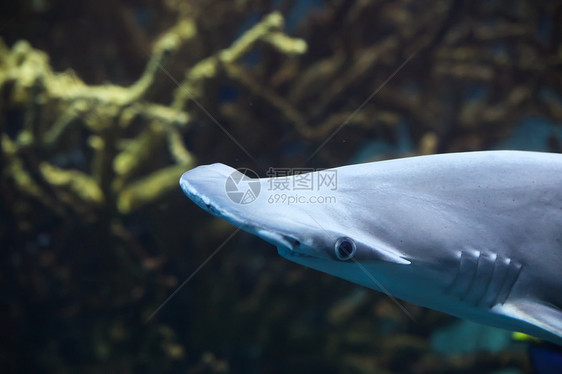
[180,163,411,292]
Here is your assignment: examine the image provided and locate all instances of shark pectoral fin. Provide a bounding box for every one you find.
[494,300,562,345]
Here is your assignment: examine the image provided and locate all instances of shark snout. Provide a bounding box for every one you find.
[179,163,328,258]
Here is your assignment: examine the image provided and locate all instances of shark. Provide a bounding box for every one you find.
[179,151,562,345]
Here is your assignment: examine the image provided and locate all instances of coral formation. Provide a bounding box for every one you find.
[1,10,306,217]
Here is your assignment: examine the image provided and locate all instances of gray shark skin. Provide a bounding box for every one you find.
[179,151,562,345]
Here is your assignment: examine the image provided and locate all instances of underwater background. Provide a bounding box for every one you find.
[1,0,561,373]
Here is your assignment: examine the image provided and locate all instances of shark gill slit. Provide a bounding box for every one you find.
[465,252,496,306]
[479,255,511,308]
[460,250,481,302]
[497,259,523,305]
[444,251,468,296]
[476,253,497,306]
[445,250,479,299]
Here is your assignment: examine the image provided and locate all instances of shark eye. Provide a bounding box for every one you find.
[334,237,356,261]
